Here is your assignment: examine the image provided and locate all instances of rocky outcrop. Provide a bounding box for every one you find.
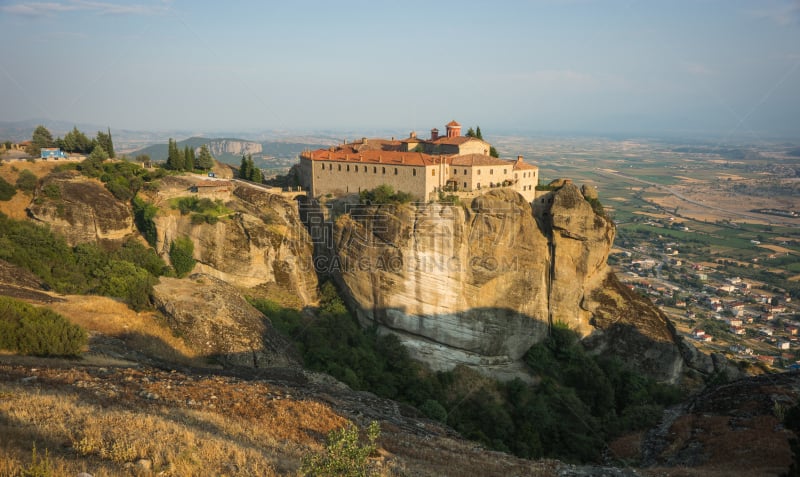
[27,172,135,245]
[639,371,800,475]
[328,183,685,380]
[150,179,318,303]
[152,273,298,368]
[331,189,551,371]
[546,182,616,336]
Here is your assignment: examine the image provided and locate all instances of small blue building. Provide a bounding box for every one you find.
[40,148,68,159]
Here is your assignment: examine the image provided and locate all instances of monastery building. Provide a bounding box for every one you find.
[298,120,538,201]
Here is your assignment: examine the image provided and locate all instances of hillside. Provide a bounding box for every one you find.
[2,160,796,475]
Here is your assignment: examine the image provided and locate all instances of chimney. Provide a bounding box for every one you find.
[410,131,417,139]
[517,155,524,162]
[431,128,439,141]
[378,155,382,163]
[362,137,368,144]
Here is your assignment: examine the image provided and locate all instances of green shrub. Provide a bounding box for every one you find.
[359,184,414,205]
[419,399,448,422]
[0,176,15,200]
[42,183,60,199]
[169,236,196,277]
[15,170,37,193]
[300,421,380,477]
[132,196,159,246]
[96,260,157,311]
[0,296,87,357]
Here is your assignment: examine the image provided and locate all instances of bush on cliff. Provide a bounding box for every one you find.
[0,296,87,357]
[169,237,196,278]
[0,176,15,200]
[0,213,166,310]
[359,184,413,205]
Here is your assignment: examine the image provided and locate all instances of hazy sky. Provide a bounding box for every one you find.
[1,0,799,138]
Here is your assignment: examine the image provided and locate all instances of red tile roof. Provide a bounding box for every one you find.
[446,120,460,127]
[303,149,443,167]
[450,154,511,167]
[303,148,538,171]
[513,159,538,170]
[431,136,480,146]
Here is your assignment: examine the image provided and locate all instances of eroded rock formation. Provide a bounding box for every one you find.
[152,273,298,368]
[27,171,135,245]
[328,183,687,380]
[148,177,318,304]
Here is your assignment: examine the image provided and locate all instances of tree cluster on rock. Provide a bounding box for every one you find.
[25,125,115,158]
[238,154,262,183]
[165,140,215,171]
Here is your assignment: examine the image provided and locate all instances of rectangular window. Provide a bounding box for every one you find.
[490,169,493,175]
[432,169,435,176]
[413,169,417,176]
[363,166,367,172]
[454,169,457,175]
[373,166,377,173]
[464,169,467,175]
[382,167,385,174]
[338,164,341,171]
[394,168,398,175]
[347,165,350,171]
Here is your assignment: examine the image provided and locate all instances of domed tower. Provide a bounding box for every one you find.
[445,120,461,138]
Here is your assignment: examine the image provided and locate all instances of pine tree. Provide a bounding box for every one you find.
[466,127,476,138]
[239,154,250,179]
[251,163,262,183]
[176,147,186,171]
[183,146,194,171]
[166,138,179,170]
[105,127,115,158]
[27,125,54,157]
[196,145,214,170]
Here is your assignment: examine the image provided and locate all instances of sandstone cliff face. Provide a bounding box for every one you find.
[150,178,317,303]
[152,273,298,368]
[27,172,135,245]
[332,189,551,370]
[546,183,616,336]
[206,139,262,157]
[329,184,685,380]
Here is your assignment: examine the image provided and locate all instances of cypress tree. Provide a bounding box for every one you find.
[239,154,250,179]
[476,126,483,140]
[166,138,179,170]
